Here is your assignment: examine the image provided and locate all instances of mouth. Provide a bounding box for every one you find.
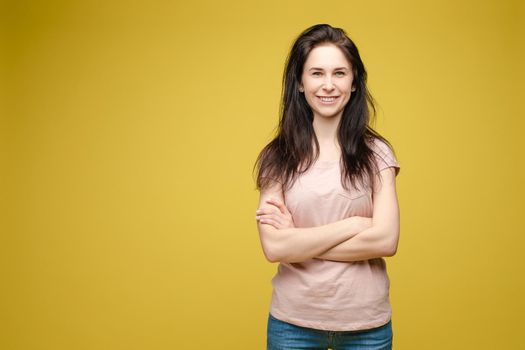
[317,96,340,104]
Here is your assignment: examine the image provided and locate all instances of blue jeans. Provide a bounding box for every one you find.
[267,314,393,350]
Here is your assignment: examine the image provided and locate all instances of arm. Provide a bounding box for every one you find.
[255,181,369,263]
[316,166,400,262]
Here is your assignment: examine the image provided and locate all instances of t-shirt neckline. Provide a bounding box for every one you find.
[313,159,340,168]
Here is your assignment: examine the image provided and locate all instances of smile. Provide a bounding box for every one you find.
[317,96,339,104]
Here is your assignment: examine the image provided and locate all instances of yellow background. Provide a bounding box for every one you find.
[2,0,524,349]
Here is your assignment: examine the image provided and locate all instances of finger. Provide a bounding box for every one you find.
[257,198,284,213]
[272,199,290,215]
[266,198,287,214]
[262,199,283,213]
[262,203,293,225]
[255,207,279,215]
[256,214,283,226]
[258,217,281,229]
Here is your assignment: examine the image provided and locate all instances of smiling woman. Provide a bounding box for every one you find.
[253,24,401,350]
[299,46,356,121]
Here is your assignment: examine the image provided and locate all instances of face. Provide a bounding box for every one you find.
[299,44,355,121]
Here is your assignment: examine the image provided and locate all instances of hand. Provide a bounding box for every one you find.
[255,198,295,229]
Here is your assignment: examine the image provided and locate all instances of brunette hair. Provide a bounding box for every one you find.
[254,24,396,191]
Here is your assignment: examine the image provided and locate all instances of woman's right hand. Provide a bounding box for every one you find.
[255,198,295,230]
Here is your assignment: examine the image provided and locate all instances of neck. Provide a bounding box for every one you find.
[312,114,341,143]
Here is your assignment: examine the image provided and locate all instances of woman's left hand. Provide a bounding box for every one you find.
[256,198,295,229]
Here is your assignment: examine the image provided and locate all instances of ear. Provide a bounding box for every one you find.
[298,82,304,92]
[351,86,356,92]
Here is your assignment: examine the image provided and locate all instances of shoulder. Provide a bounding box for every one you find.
[369,137,393,155]
[367,137,400,176]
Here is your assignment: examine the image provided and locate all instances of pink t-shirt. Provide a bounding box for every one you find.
[269,137,400,331]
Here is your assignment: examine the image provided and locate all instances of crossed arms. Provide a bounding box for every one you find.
[255,166,400,263]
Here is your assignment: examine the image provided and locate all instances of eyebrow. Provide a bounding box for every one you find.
[308,67,350,71]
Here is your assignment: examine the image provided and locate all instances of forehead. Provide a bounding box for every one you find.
[303,44,351,69]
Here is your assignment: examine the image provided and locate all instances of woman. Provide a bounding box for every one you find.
[254,24,401,350]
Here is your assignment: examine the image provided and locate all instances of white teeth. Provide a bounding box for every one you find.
[320,97,336,102]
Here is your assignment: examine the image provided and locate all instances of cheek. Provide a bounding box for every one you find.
[304,94,316,108]
[344,79,354,92]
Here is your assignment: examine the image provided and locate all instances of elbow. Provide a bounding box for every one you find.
[261,240,296,263]
[258,225,303,263]
[377,242,396,257]
[258,225,285,263]
[264,245,294,263]
[384,231,400,257]
[384,245,397,257]
[262,247,281,263]
[262,238,296,262]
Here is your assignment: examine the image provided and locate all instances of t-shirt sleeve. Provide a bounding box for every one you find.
[371,138,400,176]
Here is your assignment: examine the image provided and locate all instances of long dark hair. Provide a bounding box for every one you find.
[254,24,395,192]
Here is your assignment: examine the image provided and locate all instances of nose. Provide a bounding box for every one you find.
[323,76,334,91]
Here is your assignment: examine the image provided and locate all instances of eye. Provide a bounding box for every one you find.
[335,71,346,77]
[312,71,322,76]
